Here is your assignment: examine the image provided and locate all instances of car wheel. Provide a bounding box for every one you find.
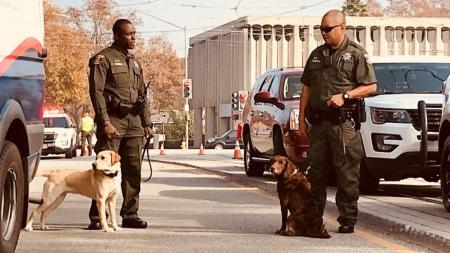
[244,135,264,177]
[65,148,73,159]
[359,161,379,195]
[214,143,224,150]
[440,136,450,212]
[0,141,25,253]
[273,131,286,156]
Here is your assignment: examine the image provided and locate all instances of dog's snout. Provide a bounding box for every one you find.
[269,166,277,173]
[92,162,97,170]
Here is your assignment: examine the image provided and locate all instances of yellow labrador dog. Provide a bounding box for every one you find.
[25,150,121,232]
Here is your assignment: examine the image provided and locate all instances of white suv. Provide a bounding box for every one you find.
[359,56,450,193]
[42,112,78,158]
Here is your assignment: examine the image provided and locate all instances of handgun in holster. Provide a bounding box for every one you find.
[104,92,132,118]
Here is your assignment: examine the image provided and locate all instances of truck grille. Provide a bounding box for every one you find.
[407,103,442,133]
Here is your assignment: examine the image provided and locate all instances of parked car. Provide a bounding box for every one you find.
[0,1,45,252]
[360,56,450,193]
[438,72,450,212]
[42,110,78,158]
[205,130,244,149]
[242,68,308,177]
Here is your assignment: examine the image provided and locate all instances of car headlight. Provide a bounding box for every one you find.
[206,139,214,143]
[290,109,299,130]
[370,108,411,124]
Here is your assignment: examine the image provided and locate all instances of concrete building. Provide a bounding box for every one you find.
[188,16,450,148]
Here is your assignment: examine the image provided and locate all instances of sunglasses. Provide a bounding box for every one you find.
[320,24,342,33]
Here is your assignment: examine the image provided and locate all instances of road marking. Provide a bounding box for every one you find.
[213,170,418,253]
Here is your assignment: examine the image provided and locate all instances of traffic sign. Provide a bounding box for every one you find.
[160,112,169,123]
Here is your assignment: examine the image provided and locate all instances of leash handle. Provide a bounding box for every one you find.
[141,136,153,182]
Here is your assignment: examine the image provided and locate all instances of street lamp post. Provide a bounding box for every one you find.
[183,27,189,150]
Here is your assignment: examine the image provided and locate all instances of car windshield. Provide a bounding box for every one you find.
[282,75,302,100]
[44,117,68,128]
[219,130,235,138]
[374,63,450,95]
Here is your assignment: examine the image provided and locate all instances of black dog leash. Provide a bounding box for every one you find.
[141,136,153,182]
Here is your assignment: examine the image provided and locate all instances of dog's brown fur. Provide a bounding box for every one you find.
[25,150,121,232]
[269,155,330,238]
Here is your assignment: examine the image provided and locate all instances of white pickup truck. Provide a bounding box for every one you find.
[359,56,450,193]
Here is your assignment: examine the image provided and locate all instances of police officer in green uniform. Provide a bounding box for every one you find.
[298,10,377,233]
[88,19,153,229]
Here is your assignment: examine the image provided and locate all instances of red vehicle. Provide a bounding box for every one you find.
[242,68,308,176]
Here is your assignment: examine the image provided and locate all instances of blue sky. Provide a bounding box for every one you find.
[52,0,350,56]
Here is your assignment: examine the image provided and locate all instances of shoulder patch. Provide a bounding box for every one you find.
[93,55,105,65]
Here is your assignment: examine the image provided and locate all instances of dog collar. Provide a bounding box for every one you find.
[102,171,118,178]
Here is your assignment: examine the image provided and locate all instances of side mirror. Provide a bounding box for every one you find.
[254,91,285,109]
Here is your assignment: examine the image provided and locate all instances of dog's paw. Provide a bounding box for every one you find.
[280,231,291,236]
[41,225,50,230]
[103,227,114,232]
[275,229,283,234]
[113,226,122,231]
[25,226,33,232]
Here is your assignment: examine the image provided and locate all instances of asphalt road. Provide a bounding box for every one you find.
[16,154,435,253]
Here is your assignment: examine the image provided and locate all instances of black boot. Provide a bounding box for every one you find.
[122,217,147,229]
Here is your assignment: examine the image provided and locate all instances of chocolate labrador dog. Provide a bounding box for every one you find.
[269,155,330,238]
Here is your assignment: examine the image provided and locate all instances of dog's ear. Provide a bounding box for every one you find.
[282,157,296,178]
[111,152,121,165]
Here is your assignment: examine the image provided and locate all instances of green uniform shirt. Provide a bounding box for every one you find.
[88,43,152,127]
[301,36,377,111]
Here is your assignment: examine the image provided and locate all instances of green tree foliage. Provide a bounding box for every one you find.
[342,0,368,16]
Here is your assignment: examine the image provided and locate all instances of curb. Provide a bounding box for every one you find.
[149,158,450,252]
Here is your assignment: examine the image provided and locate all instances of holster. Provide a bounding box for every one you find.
[104,92,132,118]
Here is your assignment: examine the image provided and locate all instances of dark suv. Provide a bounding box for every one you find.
[205,130,244,149]
[242,68,308,176]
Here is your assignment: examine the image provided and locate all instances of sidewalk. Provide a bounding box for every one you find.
[148,149,450,250]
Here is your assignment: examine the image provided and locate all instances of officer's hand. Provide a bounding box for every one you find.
[104,121,120,139]
[144,126,154,139]
[326,94,345,108]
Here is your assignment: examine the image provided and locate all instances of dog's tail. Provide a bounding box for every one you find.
[35,170,56,177]
[29,197,43,204]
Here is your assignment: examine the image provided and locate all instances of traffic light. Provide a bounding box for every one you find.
[238,90,248,111]
[231,92,239,110]
[183,79,192,99]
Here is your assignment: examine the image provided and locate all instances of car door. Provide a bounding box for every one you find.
[250,74,272,153]
[258,75,281,155]
[225,130,237,148]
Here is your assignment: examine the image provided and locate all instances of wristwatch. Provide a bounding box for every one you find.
[343,92,350,102]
